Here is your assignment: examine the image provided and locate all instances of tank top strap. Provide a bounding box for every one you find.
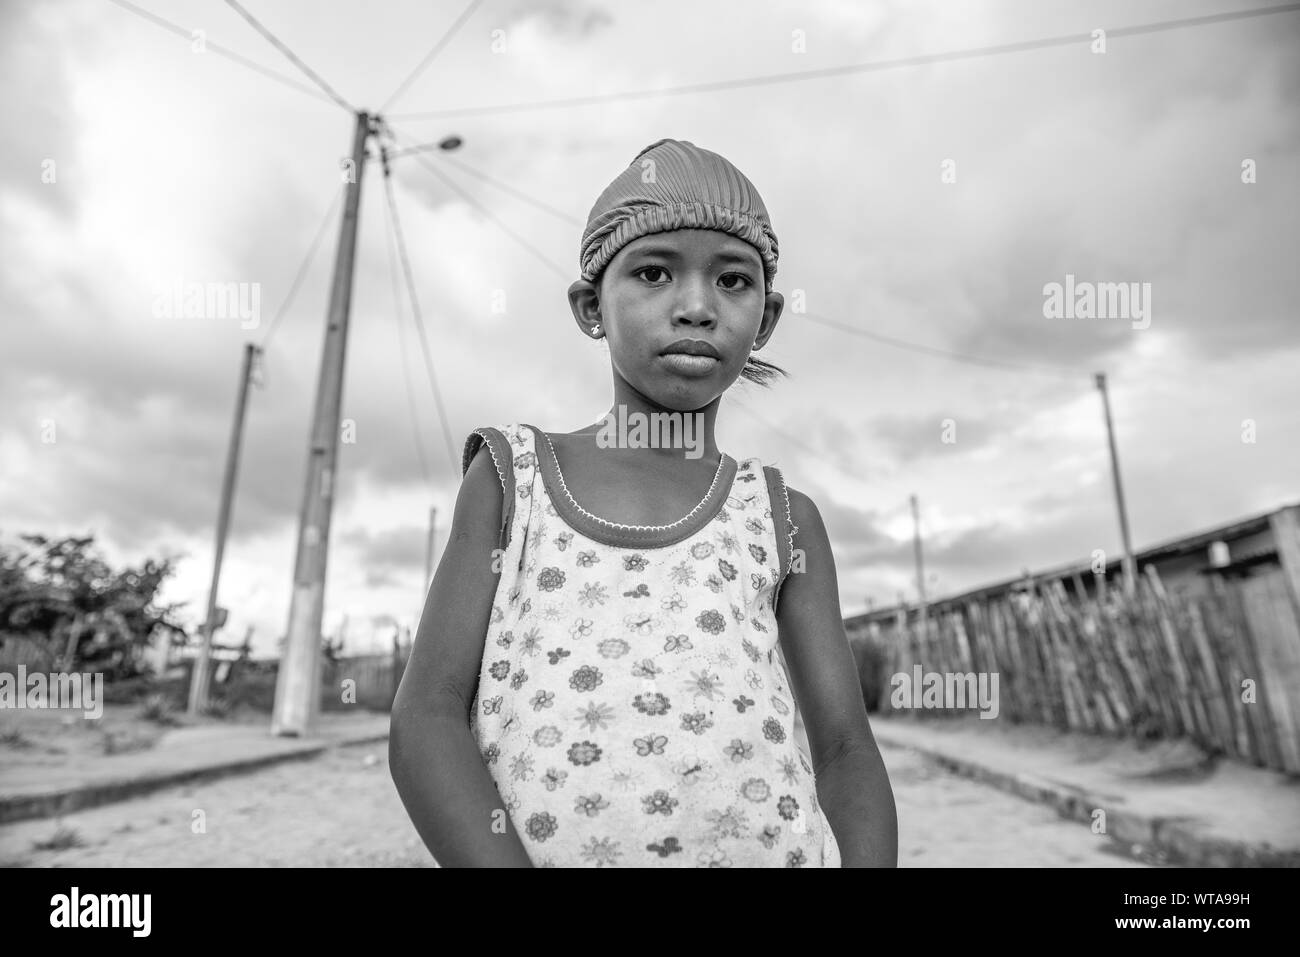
[761,464,799,616]
[461,423,540,556]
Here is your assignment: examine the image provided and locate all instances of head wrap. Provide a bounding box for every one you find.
[578,138,778,292]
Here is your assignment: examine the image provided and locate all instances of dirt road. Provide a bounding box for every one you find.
[0,740,1148,867]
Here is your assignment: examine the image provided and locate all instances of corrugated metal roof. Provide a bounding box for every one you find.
[849,501,1298,625]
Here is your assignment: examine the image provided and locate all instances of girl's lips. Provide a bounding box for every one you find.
[660,353,720,377]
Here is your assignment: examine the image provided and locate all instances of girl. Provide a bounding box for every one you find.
[390,139,897,867]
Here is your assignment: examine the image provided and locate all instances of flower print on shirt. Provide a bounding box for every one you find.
[575,700,615,731]
[580,836,623,867]
[510,753,535,782]
[706,805,750,839]
[533,725,563,747]
[680,711,715,735]
[597,637,630,659]
[633,692,671,716]
[696,610,726,635]
[684,668,724,702]
[642,790,678,815]
[578,582,610,608]
[724,739,753,763]
[574,793,610,817]
[567,740,602,766]
[536,567,566,591]
[530,690,555,711]
[698,847,731,867]
[465,424,839,868]
[525,811,557,842]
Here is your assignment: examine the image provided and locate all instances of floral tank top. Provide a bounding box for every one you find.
[462,423,841,868]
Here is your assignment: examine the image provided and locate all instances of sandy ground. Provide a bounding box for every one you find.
[0,701,265,770]
[0,739,1148,867]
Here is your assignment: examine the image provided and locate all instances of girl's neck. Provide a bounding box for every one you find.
[567,381,721,465]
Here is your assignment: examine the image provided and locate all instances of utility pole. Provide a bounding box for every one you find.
[272,111,373,737]
[910,494,927,634]
[1095,372,1137,597]
[188,342,260,716]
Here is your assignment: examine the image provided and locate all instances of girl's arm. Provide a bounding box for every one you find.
[776,487,899,867]
[389,445,534,867]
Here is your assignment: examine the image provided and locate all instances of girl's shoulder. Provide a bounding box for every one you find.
[461,423,539,478]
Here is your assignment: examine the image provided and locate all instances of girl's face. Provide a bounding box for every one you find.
[572,229,783,412]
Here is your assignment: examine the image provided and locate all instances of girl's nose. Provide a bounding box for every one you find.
[672,274,717,327]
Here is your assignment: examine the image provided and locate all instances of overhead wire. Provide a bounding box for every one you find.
[386,143,584,228]
[800,313,1081,379]
[221,0,357,113]
[396,152,575,282]
[379,0,486,113]
[380,174,435,492]
[379,145,462,479]
[105,0,341,108]
[387,2,1300,121]
[383,145,1083,380]
[259,183,346,353]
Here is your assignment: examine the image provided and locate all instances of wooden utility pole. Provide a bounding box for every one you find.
[1095,372,1137,597]
[272,111,373,737]
[188,342,260,716]
[910,494,927,634]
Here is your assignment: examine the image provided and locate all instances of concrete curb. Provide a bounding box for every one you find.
[874,728,1300,868]
[0,730,389,826]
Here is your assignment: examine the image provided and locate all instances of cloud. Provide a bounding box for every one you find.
[3,0,1297,634]
[340,524,428,571]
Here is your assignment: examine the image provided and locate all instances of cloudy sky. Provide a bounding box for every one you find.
[2,0,1297,657]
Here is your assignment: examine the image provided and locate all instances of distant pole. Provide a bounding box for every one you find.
[1095,372,1137,597]
[910,494,927,621]
[272,111,373,737]
[424,505,438,589]
[188,342,260,717]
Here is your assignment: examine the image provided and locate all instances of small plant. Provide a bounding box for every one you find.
[138,692,179,726]
[33,824,84,852]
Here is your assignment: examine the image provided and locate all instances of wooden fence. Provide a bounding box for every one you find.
[321,647,410,713]
[851,565,1300,774]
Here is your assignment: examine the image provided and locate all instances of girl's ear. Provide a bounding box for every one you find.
[753,290,784,351]
[568,278,602,338]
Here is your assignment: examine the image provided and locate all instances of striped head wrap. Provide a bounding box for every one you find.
[578,138,779,293]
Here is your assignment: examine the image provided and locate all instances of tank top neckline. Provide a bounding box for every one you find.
[520,422,741,549]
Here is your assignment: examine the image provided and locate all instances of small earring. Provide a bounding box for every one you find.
[591,324,601,336]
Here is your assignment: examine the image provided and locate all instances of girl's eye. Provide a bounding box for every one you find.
[637,266,669,283]
[719,273,752,290]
